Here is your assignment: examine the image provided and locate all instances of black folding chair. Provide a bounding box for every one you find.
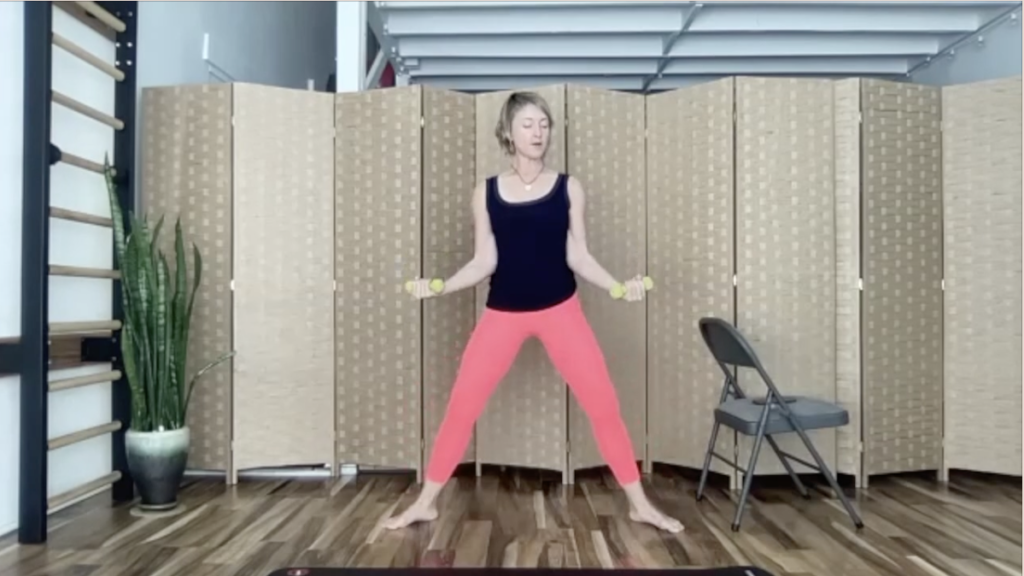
[695,317,864,532]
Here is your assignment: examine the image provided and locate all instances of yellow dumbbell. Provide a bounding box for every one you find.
[404,278,445,295]
[609,276,654,300]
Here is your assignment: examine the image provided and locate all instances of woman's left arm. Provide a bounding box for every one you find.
[566,176,621,292]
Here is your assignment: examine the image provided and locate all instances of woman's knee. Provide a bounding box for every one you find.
[577,383,623,423]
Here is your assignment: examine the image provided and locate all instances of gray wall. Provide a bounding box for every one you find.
[910,12,1022,85]
[133,1,336,206]
[137,1,336,91]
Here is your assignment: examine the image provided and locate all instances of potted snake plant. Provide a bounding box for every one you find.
[104,159,233,511]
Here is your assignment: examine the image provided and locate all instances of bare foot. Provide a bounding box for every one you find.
[383,503,439,530]
[629,506,685,533]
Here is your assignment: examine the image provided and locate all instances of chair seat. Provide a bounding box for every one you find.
[714,396,849,436]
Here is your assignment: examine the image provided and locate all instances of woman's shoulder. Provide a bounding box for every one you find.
[487,170,514,181]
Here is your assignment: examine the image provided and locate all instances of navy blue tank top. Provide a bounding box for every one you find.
[485,173,577,312]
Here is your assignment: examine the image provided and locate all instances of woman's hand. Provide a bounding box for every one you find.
[407,277,442,300]
[621,275,647,302]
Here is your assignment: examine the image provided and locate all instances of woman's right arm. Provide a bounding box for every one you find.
[438,180,497,295]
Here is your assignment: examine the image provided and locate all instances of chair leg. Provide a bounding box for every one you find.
[765,435,809,498]
[696,421,722,502]
[731,414,770,532]
[791,426,864,529]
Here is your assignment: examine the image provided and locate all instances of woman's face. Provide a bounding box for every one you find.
[509,104,550,160]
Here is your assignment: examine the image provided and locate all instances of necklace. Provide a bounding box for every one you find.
[512,165,544,192]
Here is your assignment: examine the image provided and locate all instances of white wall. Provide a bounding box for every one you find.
[335,1,367,92]
[0,0,26,540]
[0,0,336,537]
[910,11,1022,85]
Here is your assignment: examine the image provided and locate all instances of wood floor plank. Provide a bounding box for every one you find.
[2,469,1018,575]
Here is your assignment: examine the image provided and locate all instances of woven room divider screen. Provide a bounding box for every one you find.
[646,79,736,485]
[734,77,840,479]
[139,76,1021,487]
[564,86,648,482]
[941,76,1022,478]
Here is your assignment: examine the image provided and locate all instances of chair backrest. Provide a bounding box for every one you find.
[698,317,762,369]
[699,317,794,404]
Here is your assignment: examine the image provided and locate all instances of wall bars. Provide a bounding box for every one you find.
[139,75,1022,488]
[9,0,138,544]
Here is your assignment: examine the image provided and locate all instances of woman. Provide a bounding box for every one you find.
[387,91,683,534]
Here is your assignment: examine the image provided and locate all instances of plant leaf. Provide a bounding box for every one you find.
[120,322,144,427]
[171,220,188,427]
[155,252,170,430]
[183,350,235,421]
[103,156,126,266]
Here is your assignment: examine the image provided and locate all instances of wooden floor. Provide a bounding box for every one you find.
[1,467,1020,576]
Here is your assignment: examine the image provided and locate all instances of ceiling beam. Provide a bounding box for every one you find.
[406,56,911,78]
[667,33,941,57]
[412,75,656,91]
[412,72,907,93]
[384,5,685,36]
[663,56,910,74]
[381,1,1014,10]
[395,33,941,59]
[688,4,984,33]
[380,3,991,36]
[407,58,661,77]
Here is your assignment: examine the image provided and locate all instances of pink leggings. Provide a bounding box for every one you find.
[424,294,641,486]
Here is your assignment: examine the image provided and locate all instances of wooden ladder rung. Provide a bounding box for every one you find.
[49,320,121,335]
[50,265,120,280]
[59,151,109,175]
[74,1,127,33]
[51,32,125,81]
[52,90,124,130]
[49,370,121,392]
[50,206,113,228]
[54,2,114,41]
[49,420,122,451]
[47,471,121,511]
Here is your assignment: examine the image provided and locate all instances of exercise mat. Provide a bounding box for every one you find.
[268,568,776,576]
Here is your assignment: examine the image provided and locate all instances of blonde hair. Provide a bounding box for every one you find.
[494,91,555,156]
